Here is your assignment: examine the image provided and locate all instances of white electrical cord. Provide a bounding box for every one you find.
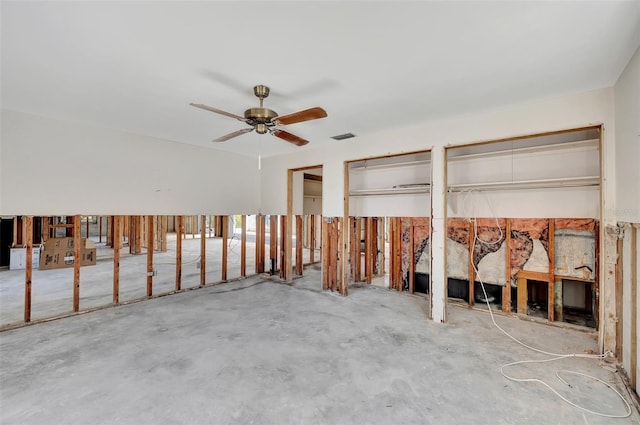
[467,193,631,419]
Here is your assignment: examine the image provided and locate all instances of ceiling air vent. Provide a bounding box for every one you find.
[331,133,356,141]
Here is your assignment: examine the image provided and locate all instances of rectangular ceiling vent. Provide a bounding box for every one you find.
[331,133,356,141]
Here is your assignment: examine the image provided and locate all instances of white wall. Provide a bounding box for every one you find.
[614,47,640,223]
[260,87,615,222]
[614,46,640,393]
[0,109,260,215]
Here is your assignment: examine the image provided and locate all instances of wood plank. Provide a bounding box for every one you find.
[355,218,362,282]
[98,216,102,243]
[43,216,50,242]
[502,218,511,313]
[517,277,527,315]
[222,215,228,281]
[147,215,154,296]
[322,219,329,290]
[85,216,89,239]
[364,217,371,283]
[200,215,206,286]
[296,215,303,276]
[24,216,33,322]
[73,215,81,312]
[409,218,415,293]
[241,215,247,277]
[372,218,379,275]
[175,215,182,291]
[468,219,476,307]
[310,215,316,264]
[516,270,550,281]
[113,215,121,304]
[338,218,347,295]
[256,215,265,274]
[547,219,555,322]
[285,170,293,282]
[280,215,287,280]
[160,215,168,252]
[379,218,386,276]
[270,215,278,275]
[395,218,402,291]
[388,218,395,289]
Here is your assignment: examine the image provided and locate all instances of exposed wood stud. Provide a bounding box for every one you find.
[270,215,278,275]
[468,219,476,307]
[372,218,379,275]
[241,215,247,277]
[517,277,527,315]
[222,215,228,281]
[255,215,265,274]
[98,216,102,243]
[547,219,555,322]
[395,218,402,291]
[73,215,81,312]
[310,215,316,264]
[113,215,121,304]
[42,216,50,242]
[85,216,89,239]
[364,217,371,284]
[321,219,328,290]
[176,216,183,291]
[379,218,386,277]
[147,215,154,297]
[355,218,362,282]
[502,218,512,313]
[280,215,287,280]
[200,215,206,286]
[409,218,415,294]
[24,216,33,322]
[296,215,303,276]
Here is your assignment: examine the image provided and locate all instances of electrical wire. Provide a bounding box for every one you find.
[467,190,631,419]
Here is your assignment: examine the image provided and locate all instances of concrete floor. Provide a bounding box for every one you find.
[0,232,317,327]
[1,266,637,425]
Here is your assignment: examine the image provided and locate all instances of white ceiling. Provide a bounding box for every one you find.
[2,1,639,158]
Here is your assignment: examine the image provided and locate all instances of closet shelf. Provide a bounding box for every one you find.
[448,176,600,192]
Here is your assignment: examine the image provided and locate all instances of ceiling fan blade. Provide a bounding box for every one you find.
[213,127,254,142]
[190,103,247,122]
[271,129,309,147]
[273,107,327,126]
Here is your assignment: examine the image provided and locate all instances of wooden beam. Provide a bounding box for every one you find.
[200,215,206,286]
[285,169,293,282]
[113,215,121,304]
[379,218,385,276]
[372,218,379,275]
[160,215,168,252]
[310,215,316,264]
[222,215,228,281]
[85,216,89,239]
[98,216,102,243]
[241,215,247,277]
[73,215,81,312]
[270,215,278,274]
[280,215,287,280]
[176,216,183,291]
[502,218,511,313]
[355,218,362,282]
[255,215,265,274]
[24,216,33,322]
[468,219,476,307]
[394,218,402,291]
[364,217,372,284]
[322,218,329,290]
[547,219,555,322]
[296,215,303,276]
[43,216,50,242]
[517,277,527,315]
[338,218,347,295]
[147,215,154,297]
[409,218,415,294]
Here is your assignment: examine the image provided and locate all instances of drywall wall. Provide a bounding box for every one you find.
[0,109,260,215]
[614,46,640,223]
[260,87,615,221]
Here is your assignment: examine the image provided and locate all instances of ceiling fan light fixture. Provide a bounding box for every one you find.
[255,123,269,134]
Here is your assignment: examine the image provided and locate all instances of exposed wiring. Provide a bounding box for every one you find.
[467,190,631,419]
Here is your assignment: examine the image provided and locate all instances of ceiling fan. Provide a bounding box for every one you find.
[190,85,327,146]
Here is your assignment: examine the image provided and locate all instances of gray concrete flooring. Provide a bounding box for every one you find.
[0,232,317,327]
[1,267,638,425]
